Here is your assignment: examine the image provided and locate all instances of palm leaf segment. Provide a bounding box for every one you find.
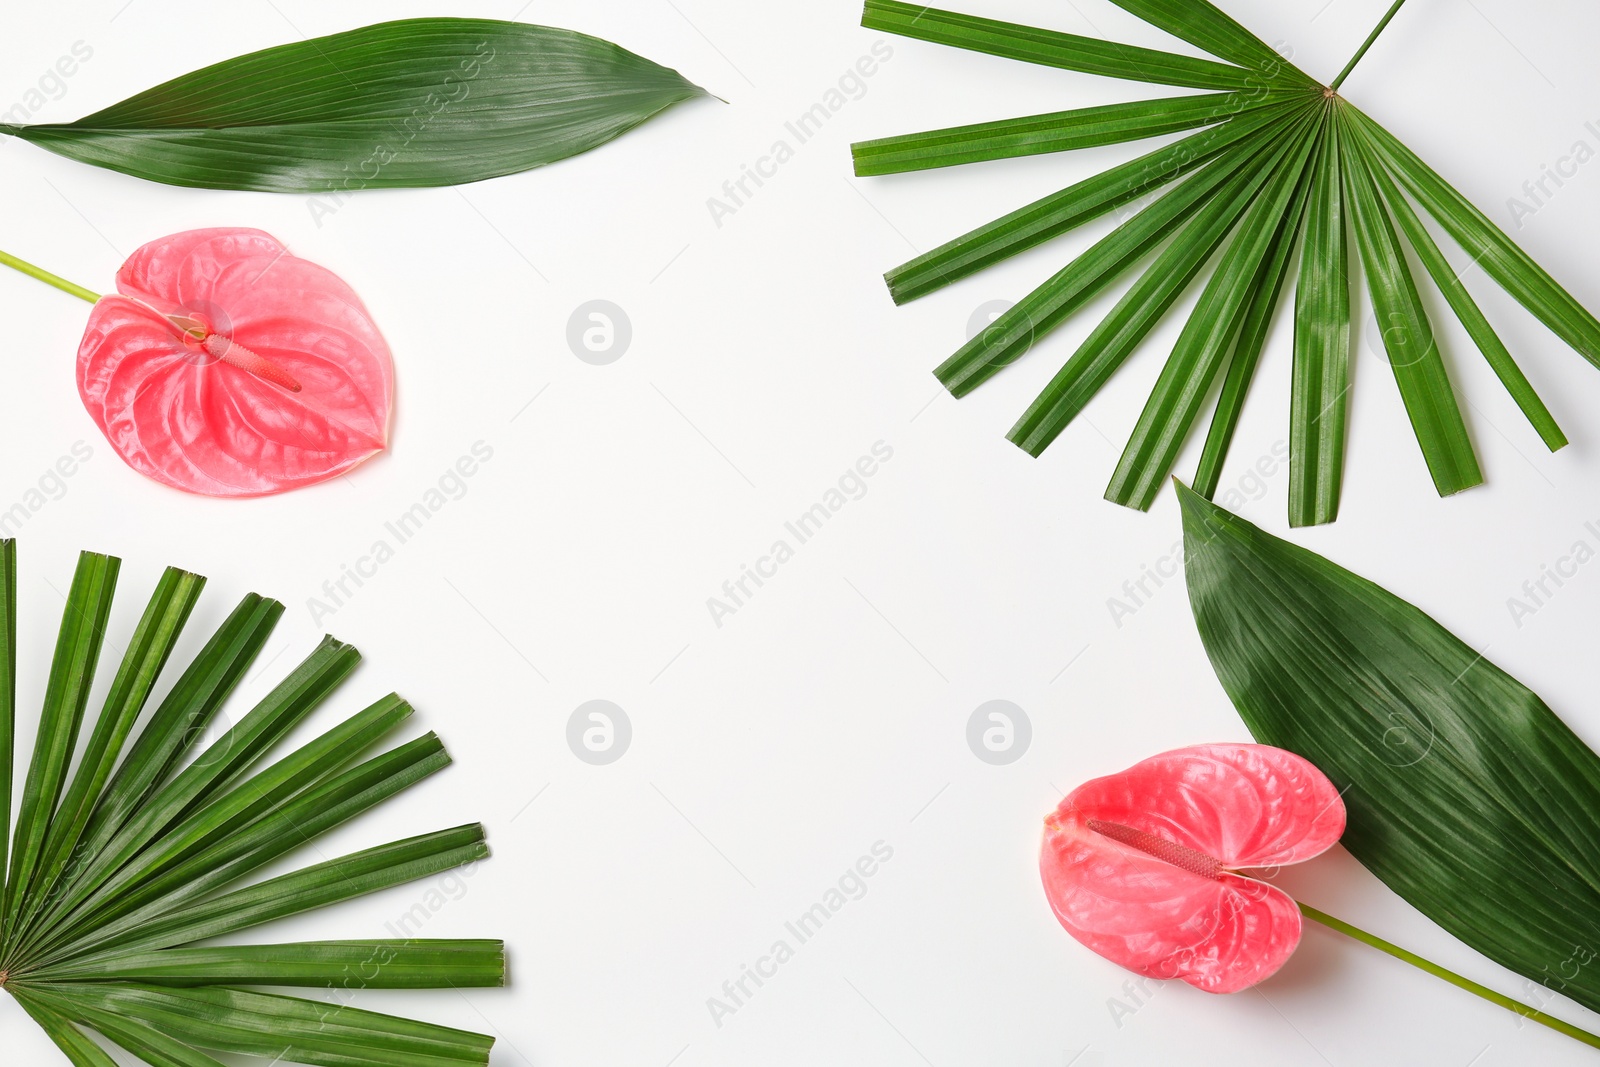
[0,542,503,1066]
[854,0,1600,525]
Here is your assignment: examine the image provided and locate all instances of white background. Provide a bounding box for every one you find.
[3,0,1600,1064]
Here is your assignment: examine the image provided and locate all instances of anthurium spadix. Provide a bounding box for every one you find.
[1,229,393,496]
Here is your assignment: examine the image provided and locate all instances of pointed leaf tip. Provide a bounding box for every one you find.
[1175,477,1220,535]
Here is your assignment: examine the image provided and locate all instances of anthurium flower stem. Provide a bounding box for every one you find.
[0,249,98,303]
[1298,902,1600,1049]
[1330,0,1408,90]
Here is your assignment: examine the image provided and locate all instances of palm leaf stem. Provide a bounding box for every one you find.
[1330,0,1409,90]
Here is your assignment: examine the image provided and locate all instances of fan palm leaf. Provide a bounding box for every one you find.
[853,0,1600,524]
[0,542,504,1066]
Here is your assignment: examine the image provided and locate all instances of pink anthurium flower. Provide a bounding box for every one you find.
[1041,743,1345,993]
[2,228,393,496]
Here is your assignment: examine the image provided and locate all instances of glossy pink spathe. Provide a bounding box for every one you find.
[78,228,393,496]
[1041,744,1345,993]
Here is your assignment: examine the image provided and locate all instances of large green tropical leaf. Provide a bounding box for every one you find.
[1179,484,1600,1016]
[0,542,503,1066]
[0,19,709,192]
[854,0,1600,524]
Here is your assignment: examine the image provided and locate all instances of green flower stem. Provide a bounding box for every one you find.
[0,250,99,303]
[1330,0,1408,90]
[1298,901,1600,1050]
